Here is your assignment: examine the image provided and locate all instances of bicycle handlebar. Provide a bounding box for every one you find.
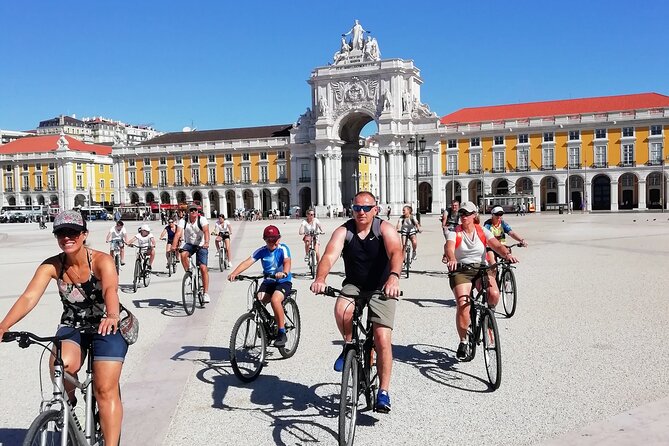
[2,325,98,347]
[235,273,277,281]
[447,263,502,275]
[319,286,403,298]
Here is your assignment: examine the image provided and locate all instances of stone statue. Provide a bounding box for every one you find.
[364,36,380,61]
[342,19,367,51]
[402,91,412,114]
[318,94,328,115]
[333,36,351,64]
[382,88,392,112]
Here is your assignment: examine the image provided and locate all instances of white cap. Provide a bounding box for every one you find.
[491,206,504,215]
[459,201,478,214]
[139,224,150,232]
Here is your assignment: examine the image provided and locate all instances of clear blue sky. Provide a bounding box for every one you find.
[1,0,667,133]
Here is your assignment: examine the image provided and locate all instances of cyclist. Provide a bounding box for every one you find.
[311,191,402,413]
[442,201,518,359]
[159,218,179,269]
[442,200,460,239]
[299,209,325,263]
[173,204,211,303]
[127,224,156,270]
[396,205,421,260]
[105,220,128,265]
[0,210,126,446]
[228,225,292,347]
[483,206,528,248]
[213,214,233,261]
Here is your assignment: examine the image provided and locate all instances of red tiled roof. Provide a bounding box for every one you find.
[440,92,669,124]
[0,135,112,155]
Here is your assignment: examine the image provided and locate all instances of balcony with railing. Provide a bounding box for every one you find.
[258,178,269,184]
[467,168,482,174]
[205,181,217,186]
[173,181,183,187]
[444,169,459,176]
[223,180,235,185]
[128,183,137,188]
[21,186,30,192]
[515,166,530,172]
[34,186,43,191]
[566,163,582,169]
[75,186,85,191]
[646,160,663,166]
[48,185,57,191]
[491,167,506,173]
[590,162,609,168]
[240,179,252,184]
[617,161,636,168]
[159,182,168,187]
[299,176,311,183]
[5,187,13,192]
[540,164,556,171]
[276,177,289,184]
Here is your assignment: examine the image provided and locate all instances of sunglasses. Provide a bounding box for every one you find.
[55,229,83,239]
[352,205,375,213]
[494,213,504,216]
[458,210,475,217]
[264,237,279,243]
[189,209,198,213]
[168,220,174,223]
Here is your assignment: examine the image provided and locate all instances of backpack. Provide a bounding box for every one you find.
[183,215,203,231]
[454,224,487,249]
[344,217,383,245]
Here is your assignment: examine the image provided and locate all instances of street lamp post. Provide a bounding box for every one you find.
[566,147,571,214]
[408,135,427,222]
[662,156,667,213]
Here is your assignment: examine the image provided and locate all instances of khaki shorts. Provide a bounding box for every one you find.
[449,263,482,288]
[341,284,397,329]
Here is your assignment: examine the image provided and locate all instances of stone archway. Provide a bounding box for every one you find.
[492,178,509,195]
[50,195,59,205]
[192,191,203,205]
[74,194,86,207]
[242,190,254,209]
[418,182,432,213]
[540,176,559,210]
[444,180,461,203]
[592,174,611,211]
[176,191,187,204]
[646,171,665,209]
[568,175,584,210]
[208,190,220,217]
[225,190,236,217]
[261,189,271,214]
[618,172,638,209]
[145,192,155,203]
[36,195,45,205]
[468,179,482,204]
[160,192,171,204]
[515,177,533,194]
[24,196,32,205]
[8,196,16,205]
[336,111,376,207]
[277,188,290,216]
[129,192,139,204]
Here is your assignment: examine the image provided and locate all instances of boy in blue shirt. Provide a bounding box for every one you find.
[228,225,292,346]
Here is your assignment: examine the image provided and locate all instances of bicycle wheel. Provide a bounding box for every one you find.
[309,250,317,279]
[181,272,196,315]
[229,312,267,382]
[23,409,78,446]
[404,246,411,278]
[218,249,224,272]
[339,349,359,446]
[482,308,502,390]
[143,260,151,287]
[461,303,478,362]
[363,343,378,411]
[500,269,518,318]
[133,259,141,292]
[114,253,120,275]
[196,273,205,307]
[278,298,301,358]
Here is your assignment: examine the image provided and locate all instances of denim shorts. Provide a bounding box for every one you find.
[56,325,128,362]
[182,243,209,266]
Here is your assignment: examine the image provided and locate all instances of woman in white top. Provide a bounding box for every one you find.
[127,224,156,269]
[442,201,518,359]
[298,209,324,262]
[213,215,233,261]
[105,220,128,265]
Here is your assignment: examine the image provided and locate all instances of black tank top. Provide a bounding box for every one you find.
[341,218,389,291]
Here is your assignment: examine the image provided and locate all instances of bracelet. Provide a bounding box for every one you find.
[389,271,400,279]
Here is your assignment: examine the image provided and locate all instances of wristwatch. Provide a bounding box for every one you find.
[389,271,400,279]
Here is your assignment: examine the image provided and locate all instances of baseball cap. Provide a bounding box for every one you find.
[139,224,150,232]
[53,210,87,233]
[263,225,280,239]
[491,206,504,215]
[458,201,478,214]
[188,204,198,211]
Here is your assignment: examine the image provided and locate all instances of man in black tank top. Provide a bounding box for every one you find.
[311,191,403,413]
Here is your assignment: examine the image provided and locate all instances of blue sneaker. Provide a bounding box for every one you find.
[376,389,391,413]
[333,350,345,372]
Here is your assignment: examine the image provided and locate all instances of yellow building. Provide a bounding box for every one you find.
[0,133,114,212]
[440,93,669,211]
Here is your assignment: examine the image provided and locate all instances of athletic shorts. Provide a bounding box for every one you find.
[56,325,128,362]
[258,281,292,297]
[449,263,482,288]
[216,234,230,241]
[341,283,397,330]
[182,243,208,266]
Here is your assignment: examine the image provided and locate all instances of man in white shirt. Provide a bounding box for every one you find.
[173,204,211,303]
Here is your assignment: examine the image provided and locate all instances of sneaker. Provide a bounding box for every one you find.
[146,265,152,271]
[411,251,417,261]
[120,261,125,266]
[203,293,211,303]
[304,256,309,263]
[215,251,220,257]
[333,349,346,372]
[376,390,391,413]
[456,342,468,360]
[274,331,287,347]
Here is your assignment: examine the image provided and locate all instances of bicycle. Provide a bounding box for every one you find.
[229,274,301,382]
[450,263,502,390]
[320,287,401,446]
[160,237,179,277]
[398,229,417,278]
[181,246,205,315]
[128,245,151,292]
[2,326,106,445]
[493,243,523,318]
[305,230,323,279]
[216,233,231,272]
[108,240,123,275]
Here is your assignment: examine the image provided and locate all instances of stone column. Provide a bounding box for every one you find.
[333,154,343,209]
[585,178,592,211]
[316,155,324,206]
[610,179,619,211]
[386,150,396,206]
[557,181,566,204]
[638,179,647,210]
[13,164,20,197]
[220,192,228,217]
[404,151,412,205]
[533,182,542,213]
[378,151,386,204]
[324,155,332,206]
[202,194,211,218]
